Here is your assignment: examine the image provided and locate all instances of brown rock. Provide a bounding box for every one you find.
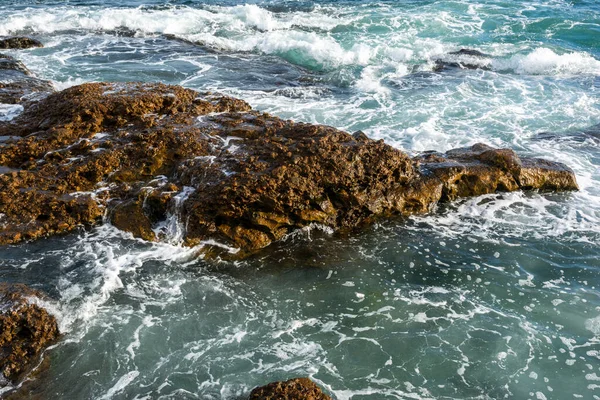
[416,143,578,202]
[0,81,578,255]
[110,199,156,242]
[0,284,60,386]
[249,378,331,400]
[0,37,43,50]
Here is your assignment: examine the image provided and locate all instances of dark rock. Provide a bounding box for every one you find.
[0,37,43,50]
[0,283,60,387]
[0,54,31,76]
[449,49,491,58]
[433,48,492,71]
[249,377,331,400]
[535,123,600,143]
[0,81,578,254]
[351,130,369,142]
[0,54,54,104]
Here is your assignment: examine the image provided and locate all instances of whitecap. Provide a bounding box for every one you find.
[495,48,600,76]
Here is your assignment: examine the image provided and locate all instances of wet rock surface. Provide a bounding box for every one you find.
[0,80,578,254]
[433,48,492,71]
[536,123,600,143]
[0,54,32,76]
[0,283,60,387]
[249,377,331,400]
[0,54,55,105]
[0,37,43,50]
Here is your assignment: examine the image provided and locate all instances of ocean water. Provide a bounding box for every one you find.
[1,1,600,399]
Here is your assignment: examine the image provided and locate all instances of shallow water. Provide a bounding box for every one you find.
[1,1,599,399]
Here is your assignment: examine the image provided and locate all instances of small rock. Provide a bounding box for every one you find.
[433,48,492,71]
[110,199,156,242]
[249,378,331,400]
[0,283,60,387]
[0,37,43,50]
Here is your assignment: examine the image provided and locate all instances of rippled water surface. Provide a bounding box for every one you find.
[1,0,599,399]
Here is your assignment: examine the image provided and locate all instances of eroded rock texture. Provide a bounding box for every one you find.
[249,377,331,400]
[0,80,578,255]
[0,284,59,386]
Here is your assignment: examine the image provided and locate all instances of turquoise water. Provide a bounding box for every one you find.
[1,1,599,399]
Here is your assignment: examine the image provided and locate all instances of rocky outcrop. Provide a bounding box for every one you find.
[249,378,331,400]
[0,283,60,387]
[0,54,54,104]
[0,37,43,50]
[0,81,578,254]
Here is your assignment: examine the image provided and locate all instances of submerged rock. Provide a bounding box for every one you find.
[0,81,578,254]
[249,377,331,400]
[535,123,600,143]
[449,49,490,58]
[433,48,492,71]
[0,37,43,50]
[0,283,60,387]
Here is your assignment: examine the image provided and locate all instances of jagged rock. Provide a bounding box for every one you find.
[0,37,43,50]
[0,54,31,76]
[433,48,492,71]
[415,143,578,201]
[0,81,578,254]
[0,82,250,244]
[0,283,59,387]
[0,54,54,104]
[249,378,331,400]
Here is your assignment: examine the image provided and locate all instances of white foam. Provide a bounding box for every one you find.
[192,31,374,69]
[585,315,600,337]
[0,4,351,37]
[45,225,200,334]
[126,315,156,359]
[355,66,390,96]
[99,370,140,400]
[496,48,600,76]
[0,5,360,69]
[155,186,195,245]
[0,104,24,122]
